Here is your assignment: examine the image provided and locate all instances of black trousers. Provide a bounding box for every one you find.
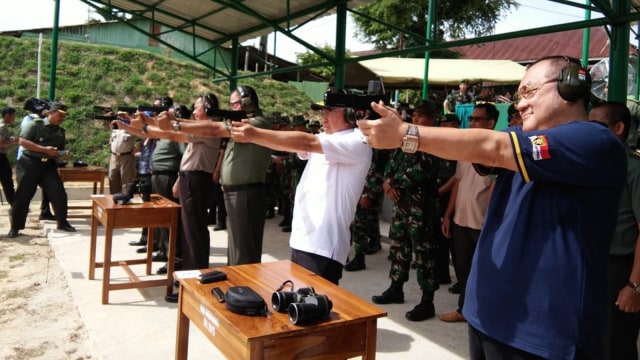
[13,156,68,229]
[213,181,226,224]
[291,248,343,285]
[151,172,179,257]
[224,184,266,265]
[605,254,640,360]
[452,222,480,312]
[0,153,15,205]
[178,171,213,271]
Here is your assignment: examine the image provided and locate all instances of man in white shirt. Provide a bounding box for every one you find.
[230,93,372,284]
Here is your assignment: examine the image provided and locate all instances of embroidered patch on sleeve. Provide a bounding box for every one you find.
[528,135,551,160]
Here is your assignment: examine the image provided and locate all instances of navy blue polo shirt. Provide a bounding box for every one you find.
[463,121,626,360]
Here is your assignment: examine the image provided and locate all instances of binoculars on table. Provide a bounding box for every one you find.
[271,286,332,325]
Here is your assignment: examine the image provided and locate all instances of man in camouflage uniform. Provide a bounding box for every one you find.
[443,79,473,114]
[264,113,284,219]
[308,120,322,134]
[345,148,389,271]
[371,99,442,322]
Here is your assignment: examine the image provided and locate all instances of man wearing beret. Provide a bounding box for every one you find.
[443,79,473,114]
[9,101,75,237]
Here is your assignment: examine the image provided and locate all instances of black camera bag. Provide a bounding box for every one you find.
[225,286,268,316]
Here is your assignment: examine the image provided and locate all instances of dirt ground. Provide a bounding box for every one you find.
[0,202,94,360]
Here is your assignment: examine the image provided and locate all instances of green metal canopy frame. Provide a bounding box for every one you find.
[46,0,640,104]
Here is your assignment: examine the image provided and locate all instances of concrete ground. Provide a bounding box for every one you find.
[45,186,469,359]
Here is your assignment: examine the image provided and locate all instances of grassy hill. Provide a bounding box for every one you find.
[0,36,314,167]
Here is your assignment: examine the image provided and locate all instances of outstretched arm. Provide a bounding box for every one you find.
[230,120,323,154]
[358,101,517,171]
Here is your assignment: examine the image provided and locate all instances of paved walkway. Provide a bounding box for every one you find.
[45,186,469,359]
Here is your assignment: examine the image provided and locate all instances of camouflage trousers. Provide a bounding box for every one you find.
[350,195,382,254]
[387,197,439,292]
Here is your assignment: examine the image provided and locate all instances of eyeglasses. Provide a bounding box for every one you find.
[469,116,489,122]
[229,99,241,106]
[516,79,558,102]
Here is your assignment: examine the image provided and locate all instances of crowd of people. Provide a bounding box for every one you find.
[2,54,640,359]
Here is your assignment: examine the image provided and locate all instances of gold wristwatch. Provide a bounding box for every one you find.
[401,125,419,153]
[627,281,640,294]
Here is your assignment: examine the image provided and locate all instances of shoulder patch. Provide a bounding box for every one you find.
[528,134,551,161]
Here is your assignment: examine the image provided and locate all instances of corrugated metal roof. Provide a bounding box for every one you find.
[83,0,373,46]
[453,27,614,64]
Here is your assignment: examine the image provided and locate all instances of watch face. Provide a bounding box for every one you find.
[402,135,419,153]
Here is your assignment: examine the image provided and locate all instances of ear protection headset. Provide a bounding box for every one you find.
[535,56,591,103]
[236,85,259,112]
[343,108,357,126]
[201,93,219,117]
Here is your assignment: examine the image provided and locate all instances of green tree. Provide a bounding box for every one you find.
[295,44,352,80]
[352,0,517,55]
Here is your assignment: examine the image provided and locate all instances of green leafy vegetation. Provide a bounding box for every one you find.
[0,36,314,167]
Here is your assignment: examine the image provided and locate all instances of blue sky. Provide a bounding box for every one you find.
[0,0,600,62]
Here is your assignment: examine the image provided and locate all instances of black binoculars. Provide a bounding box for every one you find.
[272,286,332,325]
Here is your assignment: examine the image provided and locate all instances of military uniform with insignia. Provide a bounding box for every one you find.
[9,101,75,237]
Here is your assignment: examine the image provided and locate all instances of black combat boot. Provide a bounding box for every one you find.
[405,289,435,321]
[344,252,366,272]
[364,238,381,255]
[372,280,404,304]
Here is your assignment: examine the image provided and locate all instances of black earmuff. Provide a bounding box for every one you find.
[202,93,219,117]
[343,108,357,126]
[236,85,259,112]
[547,56,592,103]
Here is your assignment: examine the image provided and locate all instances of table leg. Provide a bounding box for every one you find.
[89,213,98,280]
[145,226,154,275]
[101,225,114,305]
[363,319,378,360]
[175,284,190,360]
[167,221,177,295]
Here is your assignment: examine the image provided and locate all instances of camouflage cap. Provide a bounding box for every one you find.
[291,115,308,126]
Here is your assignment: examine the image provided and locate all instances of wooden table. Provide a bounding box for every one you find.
[174,260,387,360]
[59,166,107,218]
[89,194,180,304]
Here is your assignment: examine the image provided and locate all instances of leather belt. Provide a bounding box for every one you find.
[222,183,263,192]
[111,151,133,156]
[152,170,178,176]
[179,170,212,177]
[24,153,51,163]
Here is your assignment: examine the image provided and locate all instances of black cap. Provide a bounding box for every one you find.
[412,99,437,117]
[50,101,68,114]
[440,114,460,124]
[291,115,308,126]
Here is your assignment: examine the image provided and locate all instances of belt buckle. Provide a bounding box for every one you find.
[41,157,48,163]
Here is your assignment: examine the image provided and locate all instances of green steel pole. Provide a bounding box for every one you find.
[636,22,639,100]
[581,0,591,67]
[230,37,239,92]
[608,0,631,102]
[334,0,347,89]
[422,0,436,99]
[48,0,61,100]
